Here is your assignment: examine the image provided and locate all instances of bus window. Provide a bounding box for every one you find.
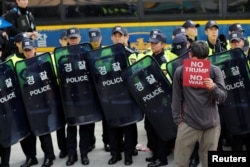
[62,0,137,18]
[143,0,220,15]
[199,1,219,13]
[28,0,60,19]
[227,0,250,13]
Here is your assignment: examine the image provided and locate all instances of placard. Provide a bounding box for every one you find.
[183,59,210,88]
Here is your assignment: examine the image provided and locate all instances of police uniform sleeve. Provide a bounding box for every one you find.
[5,10,24,37]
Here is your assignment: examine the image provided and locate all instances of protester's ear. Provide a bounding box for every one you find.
[188,52,192,59]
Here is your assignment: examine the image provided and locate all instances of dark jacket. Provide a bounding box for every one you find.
[5,6,36,38]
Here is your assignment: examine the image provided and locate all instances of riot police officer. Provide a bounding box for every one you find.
[0,39,11,167]
[171,34,189,57]
[56,31,68,159]
[64,27,93,166]
[228,32,250,151]
[9,38,55,167]
[228,23,249,55]
[182,20,200,43]
[145,32,170,167]
[205,20,226,55]
[88,28,110,152]
[106,26,138,166]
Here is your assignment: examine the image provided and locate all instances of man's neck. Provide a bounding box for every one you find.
[208,38,217,45]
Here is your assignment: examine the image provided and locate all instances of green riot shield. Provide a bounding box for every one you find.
[122,56,177,141]
[209,48,250,135]
[86,43,143,127]
[54,43,102,126]
[166,52,189,80]
[0,60,30,147]
[15,52,65,136]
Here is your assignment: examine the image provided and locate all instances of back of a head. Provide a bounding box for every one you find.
[172,34,188,56]
[190,41,209,59]
[229,23,245,33]
[14,32,29,43]
[173,27,186,36]
[59,31,67,39]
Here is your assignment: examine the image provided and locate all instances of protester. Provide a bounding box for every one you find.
[172,41,227,167]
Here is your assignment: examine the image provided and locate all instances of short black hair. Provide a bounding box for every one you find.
[190,41,209,59]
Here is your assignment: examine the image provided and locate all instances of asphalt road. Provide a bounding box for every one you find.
[9,121,201,167]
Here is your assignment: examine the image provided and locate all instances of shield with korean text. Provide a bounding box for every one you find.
[15,52,65,136]
[86,43,143,127]
[0,60,30,147]
[209,48,250,135]
[122,55,177,141]
[54,43,102,126]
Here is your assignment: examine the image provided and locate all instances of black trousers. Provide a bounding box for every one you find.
[0,146,10,167]
[102,120,109,145]
[144,117,168,162]
[20,133,55,159]
[20,134,36,158]
[89,123,96,146]
[108,123,137,157]
[56,126,67,153]
[231,133,250,151]
[117,124,138,151]
[67,124,92,156]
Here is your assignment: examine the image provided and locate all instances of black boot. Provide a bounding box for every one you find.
[42,158,54,167]
[20,157,38,167]
[81,155,89,165]
[108,154,122,165]
[66,154,78,166]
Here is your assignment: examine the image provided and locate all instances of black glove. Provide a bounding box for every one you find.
[218,34,228,50]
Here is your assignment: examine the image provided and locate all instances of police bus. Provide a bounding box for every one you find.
[2,0,250,53]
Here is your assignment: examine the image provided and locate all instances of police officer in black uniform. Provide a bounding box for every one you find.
[0,37,11,167]
[64,27,92,166]
[106,26,138,166]
[0,145,10,167]
[56,31,68,159]
[182,20,200,44]
[144,32,169,167]
[88,28,110,152]
[4,0,38,57]
[9,38,55,167]
[228,32,250,152]
[171,34,189,57]
[116,27,139,157]
[205,20,226,55]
